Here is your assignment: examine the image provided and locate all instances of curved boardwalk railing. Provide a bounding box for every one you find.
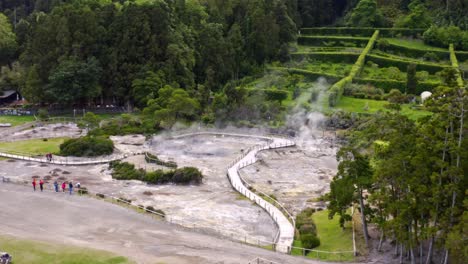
[168,131,296,253]
[0,149,133,165]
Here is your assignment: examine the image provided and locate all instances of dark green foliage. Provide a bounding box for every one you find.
[96,193,105,199]
[394,0,431,29]
[59,136,114,157]
[145,206,165,218]
[109,161,203,185]
[423,26,468,51]
[77,187,88,195]
[406,63,418,94]
[347,0,384,27]
[145,152,177,168]
[295,208,320,249]
[301,234,321,249]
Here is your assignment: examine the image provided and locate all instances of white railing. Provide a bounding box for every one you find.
[0,148,132,166]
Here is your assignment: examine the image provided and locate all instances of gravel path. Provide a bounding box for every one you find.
[0,183,330,264]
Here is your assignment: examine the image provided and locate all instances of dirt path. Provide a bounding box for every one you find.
[0,183,332,264]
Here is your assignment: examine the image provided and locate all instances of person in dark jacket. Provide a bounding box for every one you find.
[53,180,59,192]
[39,179,44,192]
[68,181,73,195]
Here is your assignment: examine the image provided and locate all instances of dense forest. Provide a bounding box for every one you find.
[0,0,467,263]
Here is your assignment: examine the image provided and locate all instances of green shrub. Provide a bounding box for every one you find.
[423,26,468,51]
[59,136,114,157]
[145,152,177,168]
[301,234,321,249]
[383,42,449,60]
[299,224,317,236]
[96,193,105,199]
[37,108,48,120]
[110,161,203,185]
[423,52,439,62]
[77,187,88,195]
[354,78,439,94]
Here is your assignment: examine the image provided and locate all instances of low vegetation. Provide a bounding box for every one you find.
[59,136,114,157]
[0,138,66,155]
[109,161,203,185]
[0,235,132,264]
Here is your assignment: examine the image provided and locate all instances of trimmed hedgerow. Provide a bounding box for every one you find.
[298,35,370,47]
[269,67,344,82]
[145,152,177,168]
[295,208,321,249]
[328,30,380,107]
[300,27,424,38]
[291,52,360,64]
[449,44,465,88]
[366,54,448,74]
[59,136,114,157]
[354,78,440,94]
[109,161,203,185]
[383,43,449,60]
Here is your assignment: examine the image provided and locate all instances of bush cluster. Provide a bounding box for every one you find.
[423,26,468,51]
[271,67,343,82]
[59,136,114,157]
[90,114,156,136]
[296,208,321,249]
[145,152,177,168]
[109,161,203,185]
[300,27,424,38]
[344,84,384,100]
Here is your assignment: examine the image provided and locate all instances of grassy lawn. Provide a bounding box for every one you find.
[0,115,36,126]
[292,210,354,261]
[335,96,432,120]
[0,138,67,155]
[384,38,447,51]
[0,235,132,264]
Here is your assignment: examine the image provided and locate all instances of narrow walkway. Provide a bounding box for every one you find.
[170,131,296,253]
[0,151,132,165]
[227,136,296,253]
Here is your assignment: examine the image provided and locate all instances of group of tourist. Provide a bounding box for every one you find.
[32,178,80,195]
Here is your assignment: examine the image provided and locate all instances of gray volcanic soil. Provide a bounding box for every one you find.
[239,136,338,216]
[0,134,278,243]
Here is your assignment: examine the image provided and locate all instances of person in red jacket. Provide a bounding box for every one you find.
[39,179,44,192]
[61,182,66,192]
[32,178,37,191]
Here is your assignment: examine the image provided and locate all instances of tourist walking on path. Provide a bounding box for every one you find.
[68,181,73,195]
[39,179,44,192]
[32,178,37,191]
[54,180,59,192]
[61,182,66,192]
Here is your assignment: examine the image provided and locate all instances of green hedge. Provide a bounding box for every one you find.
[328,30,380,107]
[383,43,449,60]
[110,161,203,185]
[298,36,370,47]
[291,52,360,63]
[145,152,177,168]
[59,136,114,157]
[268,67,344,82]
[450,44,465,88]
[301,27,424,37]
[366,54,448,74]
[354,78,440,94]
